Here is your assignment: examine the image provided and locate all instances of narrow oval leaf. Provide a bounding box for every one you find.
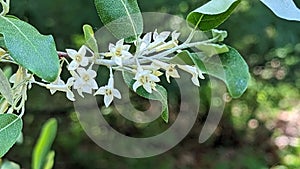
[0,68,13,105]
[171,49,250,98]
[187,0,241,31]
[260,0,300,21]
[94,0,143,40]
[0,114,23,158]
[123,71,169,123]
[83,24,98,53]
[32,118,57,169]
[0,16,59,82]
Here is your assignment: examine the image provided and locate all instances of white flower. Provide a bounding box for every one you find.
[10,68,35,89]
[178,65,205,86]
[155,30,180,52]
[137,32,152,52]
[105,39,133,66]
[66,45,90,71]
[147,30,170,50]
[46,77,75,101]
[94,77,121,107]
[133,67,160,93]
[73,67,98,97]
[152,60,180,83]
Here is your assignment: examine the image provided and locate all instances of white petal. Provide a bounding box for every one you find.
[80,57,89,67]
[77,67,86,76]
[90,79,99,89]
[78,45,87,56]
[108,77,114,88]
[68,61,79,71]
[133,81,142,92]
[109,43,115,52]
[87,69,97,78]
[116,39,124,47]
[143,83,152,93]
[66,49,77,58]
[197,70,205,79]
[143,32,152,44]
[66,77,75,86]
[77,88,84,97]
[9,74,16,83]
[149,74,160,82]
[94,86,106,96]
[166,74,171,83]
[104,94,113,107]
[113,89,121,99]
[113,57,123,66]
[82,85,92,94]
[191,75,200,86]
[66,90,75,101]
[122,50,133,58]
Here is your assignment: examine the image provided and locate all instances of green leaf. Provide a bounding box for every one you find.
[43,151,55,169]
[187,0,241,31]
[0,114,23,158]
[212,29,228,42]
[122,71,169,123]
[32,118,57,169]
[0,16,59,82]
[206,47,250,98]
[0,68,13,105]
[171,48,250,98]
[196,43,229,57]
[260,0,300,21]
[83,24,98,53]
[0,160,21,169]
[94,0,143,41]
[0,36,5,48]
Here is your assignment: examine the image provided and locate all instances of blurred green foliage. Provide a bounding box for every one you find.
[4,0,300,168]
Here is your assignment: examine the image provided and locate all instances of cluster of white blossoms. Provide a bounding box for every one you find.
[4,29,205,110]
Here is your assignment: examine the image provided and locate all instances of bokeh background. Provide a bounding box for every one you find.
[4,0,300,168]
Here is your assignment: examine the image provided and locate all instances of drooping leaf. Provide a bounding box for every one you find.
[0,68,13,105]
[123,71,169,123]
[196,43,229,57]
[94,0,143,41]
[0,114,23,158]
[260,0,300,21]
[83,24,98,53]
[187,0,241,31]
[206,47,250,98]
[32,118,57,169]
[0,160,21,169]
[171,48,250,98]
[0,16,59,82]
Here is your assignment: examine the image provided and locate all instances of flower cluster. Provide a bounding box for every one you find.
[44,30,204,107]
[3,29,206,112]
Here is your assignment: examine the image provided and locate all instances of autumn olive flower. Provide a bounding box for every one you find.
[178,65,205,86]
[66,45,90,71]
[152,60,180,83]
[46,77,75,101]
[133,67,160,93]
[104,39,133,66]
[94,76,121,107]
[73,67,98,97]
